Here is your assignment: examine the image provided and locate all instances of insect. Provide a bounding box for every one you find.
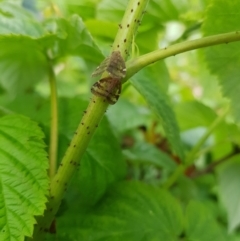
[91,51,126,79]
[91,51,126,105]
[91,76,121,105]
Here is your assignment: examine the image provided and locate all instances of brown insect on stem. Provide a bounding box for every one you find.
[91,77,122,105]
[91,51,126,79]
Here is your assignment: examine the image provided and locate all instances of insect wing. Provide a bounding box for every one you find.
[91,56,110,77]
[107,51,126,79]
[106,79,121,104]
[91,77,121,105]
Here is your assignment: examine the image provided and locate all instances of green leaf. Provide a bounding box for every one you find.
[123,141,176,171]
[185,201,227,241]
[77,117,127,207]
[202,0,240,121]
[130,63,184,161]
[0,115,49,240]
[59,181,184,241]
[0,35,49,96]
[85,19,117,40]
[0,2,45,37]
[217,154,240,232]
[175,101,217,130]
[55,15,103,62]
[67,0,96,20]
[8,95,127,207]
[107,99,150,133]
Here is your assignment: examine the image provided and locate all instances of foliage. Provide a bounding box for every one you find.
[0,0,240,240]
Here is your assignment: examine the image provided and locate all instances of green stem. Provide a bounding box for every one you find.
[48,68,58,180]
[163,107,229,189]
[31,0,149,239]
[112,0,149,57]
[125,31,240,80]
[185,107,229,165]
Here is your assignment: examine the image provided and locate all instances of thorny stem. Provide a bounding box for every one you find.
[48,68,58,180]
[112,0,149,57]
[163,108,229,189]
[31,0,149,240]
[125,31,240,81]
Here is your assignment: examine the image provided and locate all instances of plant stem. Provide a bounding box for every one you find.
[185,107,229,165]
[191,147,240,178]
[31,0,149,239]
[125,31,240,80]
[163,107,229,189]
[112,0,149,57]
[48,68,58,180]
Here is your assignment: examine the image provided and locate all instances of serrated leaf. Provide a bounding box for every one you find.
[6,95,127,207]
[58,181,184,241]
[217,154,240,232]
[130,63,184,161]
[202,0,240,121]
[0,115,49,240]
[185,201,227,241]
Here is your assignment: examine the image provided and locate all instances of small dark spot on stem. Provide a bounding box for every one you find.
[134,19,137,22]
[74,145,76,148]
[131,9,133,12]
[81,122,84,125]
[51,196,54,199]
[83,110,87,114]
[124,39,127,43]
[60,163,63,167]
[119,24,122,29]
[56,180,59,183]
[127,24,129,27]
[95,124,98,128]
[117,45,120,48]
[138,2,140,5]
[75,132,77,135]
[87,132,90,135]
[87,126,89,129]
